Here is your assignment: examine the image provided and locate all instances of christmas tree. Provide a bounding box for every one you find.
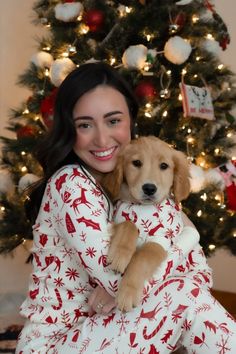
[0,0,236,256]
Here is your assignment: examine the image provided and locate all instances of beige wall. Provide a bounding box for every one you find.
[0,0,236,296]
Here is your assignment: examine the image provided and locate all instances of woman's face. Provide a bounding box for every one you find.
[73,85,131,173]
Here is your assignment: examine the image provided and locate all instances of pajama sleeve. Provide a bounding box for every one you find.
[49,166,121,296]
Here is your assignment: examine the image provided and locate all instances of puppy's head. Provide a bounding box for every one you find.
[102,136,190,204]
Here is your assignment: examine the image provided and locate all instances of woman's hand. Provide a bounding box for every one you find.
[88,286,116,316]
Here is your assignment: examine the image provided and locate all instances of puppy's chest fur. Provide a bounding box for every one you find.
[113,197,184,251]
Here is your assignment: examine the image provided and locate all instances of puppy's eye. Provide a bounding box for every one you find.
[132,160,142,168]
[160,162,169,170]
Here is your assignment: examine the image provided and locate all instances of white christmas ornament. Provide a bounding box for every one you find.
[50,58,76,87]
[205,168,225,189]
[54,2,83,22]
[176,0,193,5]
[122,44,148,70]
[202,38,221,55]
[0,169,15,196]
[189,164,207,192]
[31,51,54,69]
[164,36,192,65]
[18,173,40,193]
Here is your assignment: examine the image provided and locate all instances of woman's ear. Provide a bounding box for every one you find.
[172,150,190,204]
[101,155,124,201]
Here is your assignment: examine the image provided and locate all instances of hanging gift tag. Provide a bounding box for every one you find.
[179,82,215,120]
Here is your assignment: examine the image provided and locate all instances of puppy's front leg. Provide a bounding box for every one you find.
[116,242,167,312]
[108,221,139,274]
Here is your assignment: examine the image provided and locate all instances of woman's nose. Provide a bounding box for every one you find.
[94,125,110,147]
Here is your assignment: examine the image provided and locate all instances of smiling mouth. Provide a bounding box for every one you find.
[91,147,117,159]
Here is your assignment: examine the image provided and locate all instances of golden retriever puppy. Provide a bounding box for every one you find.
[102,136,193,312]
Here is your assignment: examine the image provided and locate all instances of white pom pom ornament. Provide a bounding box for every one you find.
[122,44,148,70]
[164,36,192,65]
[189,164,207,193]
[54,2,83,22]
[202,38,221,55]
[18,173,40,193]
[176,0,193,5]
[50,58,76,87]
[31,51,54,69]
[0,169,15,196]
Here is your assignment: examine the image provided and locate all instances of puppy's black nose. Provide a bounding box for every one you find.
[142,183,157,196]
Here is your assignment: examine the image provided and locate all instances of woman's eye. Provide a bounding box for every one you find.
[109,118,120,125]
[160,162,169,170]
[76,123,91,129]
[132,160,142,168]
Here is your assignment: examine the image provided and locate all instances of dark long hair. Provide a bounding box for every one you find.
[26,61,139,223]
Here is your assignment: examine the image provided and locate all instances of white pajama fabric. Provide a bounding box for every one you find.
[16,165,236,353]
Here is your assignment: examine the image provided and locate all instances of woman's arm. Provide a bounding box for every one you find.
[50,166,121,296]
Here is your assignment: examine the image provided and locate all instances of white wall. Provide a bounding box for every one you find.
[0,0,236,301]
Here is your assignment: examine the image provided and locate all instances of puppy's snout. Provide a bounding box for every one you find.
[142,183,157,196]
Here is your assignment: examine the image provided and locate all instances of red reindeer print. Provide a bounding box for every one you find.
[71,187,93,213]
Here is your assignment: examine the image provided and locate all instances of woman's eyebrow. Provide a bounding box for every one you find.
[104,110,123,118]
[74,116,93,122]
[74,111,123,121]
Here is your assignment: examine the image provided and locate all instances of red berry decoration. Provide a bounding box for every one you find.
[135,81,157,100]
[40,88,58,129]
[83,9,104,32]
[16,125,37,139]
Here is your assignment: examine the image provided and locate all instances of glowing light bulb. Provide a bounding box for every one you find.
[208,244,216,251]
[197,210,202,217]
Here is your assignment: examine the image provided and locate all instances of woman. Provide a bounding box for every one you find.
[16,62,236,353]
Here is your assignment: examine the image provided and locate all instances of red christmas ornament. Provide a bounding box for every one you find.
[16,125,37,139]
[83,9,104,32]
[173,12,186,28]
[40,88,58,129]
[134,81,157,100]
[217,160,236,211]
[220,34,230,51]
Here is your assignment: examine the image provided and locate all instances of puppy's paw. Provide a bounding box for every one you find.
[116,283,142,312]
[107,246,133,274]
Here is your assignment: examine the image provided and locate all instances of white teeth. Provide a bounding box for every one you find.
[92,147,115,157]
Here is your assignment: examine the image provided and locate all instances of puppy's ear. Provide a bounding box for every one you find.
[172,151,190,203]
[101,155,124,201]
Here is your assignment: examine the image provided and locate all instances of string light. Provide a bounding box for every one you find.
[110,57,116,65]
[192,14,199,23]
[178,93,182,101]
[218,64,224,70]
[214,148,220,155]
[208,244,216,251]
[44,68,50,77]
[196,56,201,61]
[21,166,28,173]
[22,108,29,115]
[197,210,202,217]
[200,193,207,201]
[162,110,168,117]
[21,151,26,156]
[145,112,152,118]
[182,68,187,75]
[206,33,214,40]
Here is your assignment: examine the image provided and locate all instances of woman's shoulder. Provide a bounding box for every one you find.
[50,164,94,183]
